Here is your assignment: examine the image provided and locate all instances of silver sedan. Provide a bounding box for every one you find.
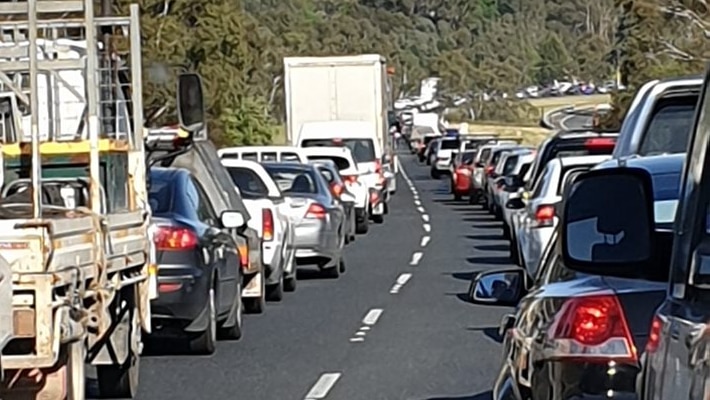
[261,162,347,278]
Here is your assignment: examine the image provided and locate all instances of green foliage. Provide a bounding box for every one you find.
[124,0,632,142]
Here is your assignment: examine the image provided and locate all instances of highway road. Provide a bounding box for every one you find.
[108,152,516,400]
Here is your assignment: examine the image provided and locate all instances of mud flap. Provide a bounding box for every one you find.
[242,272,263,298]
[0,255,12,381]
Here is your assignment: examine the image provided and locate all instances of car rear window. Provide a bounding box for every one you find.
[148,174,173,214]
[220,153,239,159]
[307,155,351,171]
[242,152,258,161]
[263,165,319,194]
[479,148,492,163]
[261,152,278,162]
[225,167,269,199]
[518,162,532,178]
[301,139,375,163]
[502,155,519,176]
[639,103,696,156]
[282,153,301,162]
[461,151,476,164]
[440,139,460,150]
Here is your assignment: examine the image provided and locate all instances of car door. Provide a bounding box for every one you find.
[191,177,237,315]
[520,163,554,267]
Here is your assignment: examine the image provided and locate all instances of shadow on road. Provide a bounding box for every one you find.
[450,271,477,281]
[464,233,500,241]
[467,326,504,344]
[425,390,493,400]
[466,256,511,266]
[474,243,509,252]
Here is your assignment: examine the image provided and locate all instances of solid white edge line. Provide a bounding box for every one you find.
[410,252,423,266]
[362,308,384,325]
[304,372,342,400]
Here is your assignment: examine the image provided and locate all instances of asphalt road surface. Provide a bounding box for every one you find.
[124,152,516,400]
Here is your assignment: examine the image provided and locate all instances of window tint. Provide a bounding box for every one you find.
[307,155,350,170]
[226,167,269,200]
[502,155,519,176]
[242,152,258,161]
[558,166,591,195]
[490,149,507,165]
[148,175,173,214]
[221,153,239,159]
[187,178,217,224]
[301,139,376,163]
[461,151,476,164]
[479,148,492,163]
[531,163,553,198]
[440,139,460,150]
[262,152,278,162]
[263,166,319,194]
[639,103,695,156]
[518,162,532,178]
[319,168,335,183]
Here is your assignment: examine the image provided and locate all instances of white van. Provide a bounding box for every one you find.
[295,120,390,222]
[218,146,308,163]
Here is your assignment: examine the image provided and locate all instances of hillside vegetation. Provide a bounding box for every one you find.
[119,0,706,145]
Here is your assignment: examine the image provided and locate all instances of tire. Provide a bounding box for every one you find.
[356,219,369,234]
[189,288,217,355]
[284,274,297,292]
[96,306,141,398]
[266,278,284,302]
[338,258,346,274]
[510,237,520,265]
[502,223,510,240]
[66,341,86,400]
[244,274,266,314]
[324,264,340,279]
[468,192,476,205]
[454,193,462,201]
[430,169,439,179]
[218,280,243,341]
[371,214,384,224]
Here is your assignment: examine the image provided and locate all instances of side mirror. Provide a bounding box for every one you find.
[177,73,205,134]
[220,210,245,229]
[469,268,526,306]
[505,197,525,210]
[560,167,654,273]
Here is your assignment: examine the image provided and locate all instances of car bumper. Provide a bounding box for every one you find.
[151,265,210,325]
[434,161,451,172]
[530,360,639,400]
[294,219,339,260]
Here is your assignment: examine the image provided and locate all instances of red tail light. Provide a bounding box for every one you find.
[343,175,358,185]
[238,243,249,269]
[154,227,198,250]
[262,208,274,242]
[456,167,471,176]
[305,203,327,219]
[485,165,494,176]
[534,204,555,227]
[549,295,637,363]
[585,137,616,151]
[375,160,382,174]
[645,315,663,354]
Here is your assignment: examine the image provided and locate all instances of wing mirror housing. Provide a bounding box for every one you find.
[468,268,527,306]
[560,167,654,274]
[505,197,525,210]
[220,210,246,229]
[177,73,206,136]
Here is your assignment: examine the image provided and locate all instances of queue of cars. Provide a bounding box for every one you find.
[144,127,395,356]
[413,72,709,400]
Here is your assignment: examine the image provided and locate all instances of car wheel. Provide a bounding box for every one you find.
[218,280,243,341]
[324,264,340,279]
[502,223,510,240]
[372,214,384,224]
[189,287,217,355]
[244,273,266,314]
[454,193,462,201]
[266,278,284,302]
[284,274,297,292]
[356,218,369,234]
[338,257,346,274]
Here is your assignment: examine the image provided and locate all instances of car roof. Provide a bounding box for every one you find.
[261,161,313,171]
[219,159,265,170]
[594,153,685,175]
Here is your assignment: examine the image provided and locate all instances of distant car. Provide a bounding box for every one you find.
[310,159,357,244]
[450,150,477,201]
[221,159,298,298]
[261,162,347,278]
[218,145,308,163]
[430,136,461,179]
[148,167,245,355]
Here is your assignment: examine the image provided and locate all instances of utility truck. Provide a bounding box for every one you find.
[0,0,202,398]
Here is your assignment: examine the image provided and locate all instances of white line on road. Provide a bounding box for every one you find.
[422,214,429,222]
[362,308,384,326]
[417,206,425,213]
[349,337,364,343]
[305,373,342,400]
[414,199,421,206]
[420,236,430,247]
[410,252,423,266]
[355,331,367,336]
[423,223,431,232]
[389,284,401,294]
[396,273,413,285]
[360,326,371,331]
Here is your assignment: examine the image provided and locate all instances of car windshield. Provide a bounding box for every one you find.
[461,151,476,164]
[148,173,173,214]
[263,165,318,194]
[225,167,269,199]
[639,103,696,156]
[302,139,376,163]
[440,139,460,150]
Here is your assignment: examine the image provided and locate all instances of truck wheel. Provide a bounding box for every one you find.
[67,341,86,400]
[244,274,266,314]
[189,288,217,355]
[218,280,243,341]
[372,214,384,224]
[97,309,141,398]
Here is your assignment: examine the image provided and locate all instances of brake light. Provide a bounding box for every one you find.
[645,315,663,353]
[238,243,249,269]
[485,165,494,176]
[154,227,198,250]
[534,204,555,227]
[330,182,344,197]
[549,295,637,363]
[375,160,382,174]
[585,138,616,150]
[305,203,327,219]
[262,208,274,241]
[456,167,471,176]
[343,175,358,185]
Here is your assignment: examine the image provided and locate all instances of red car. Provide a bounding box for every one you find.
[450,150,477,201]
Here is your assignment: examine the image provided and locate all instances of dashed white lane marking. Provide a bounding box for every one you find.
[305,372,341,400]
[360,326,371,331]
[349,337,364,343]
[362,308,384,326]
[423,223,431,232]
[414,199,421,206]
[420,236,430,247]
[390,272,413,294]
[410,251,423,266]
[417,206,425,213]
[355,331,367,336]
[422,214,430,222]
